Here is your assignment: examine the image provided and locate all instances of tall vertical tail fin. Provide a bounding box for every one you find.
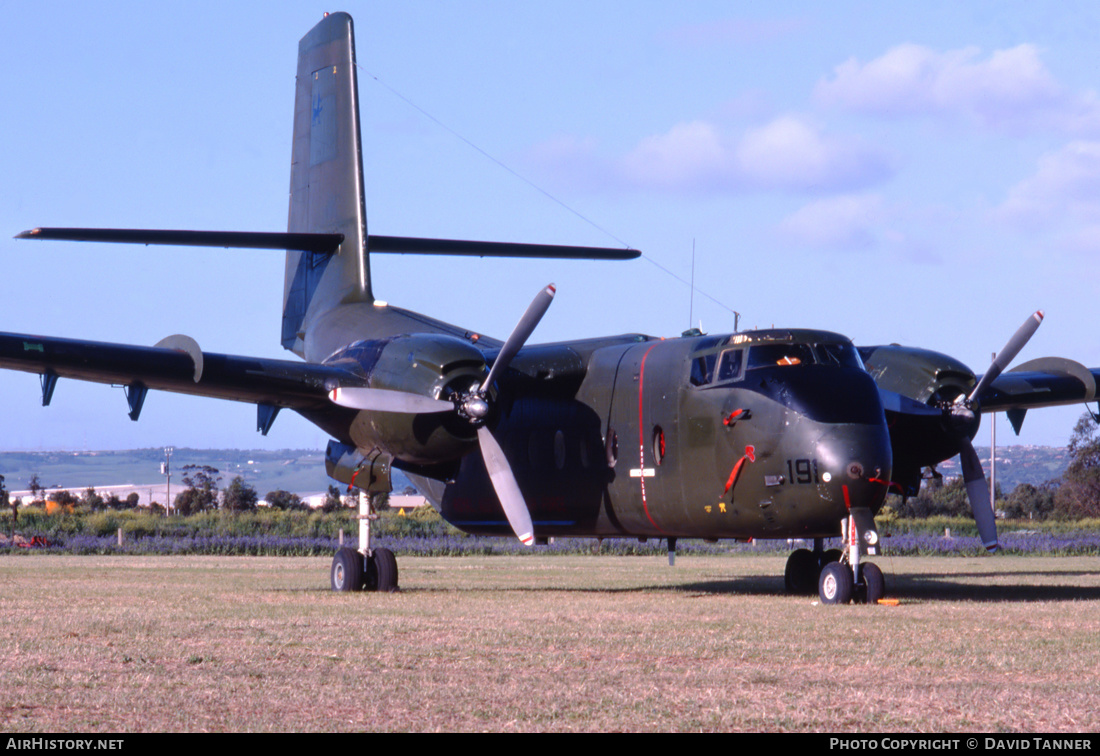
[283,12,371,356]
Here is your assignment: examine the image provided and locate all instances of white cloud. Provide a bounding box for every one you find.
[996,141,1100,228]
[816,43,1100,134]
[620,121,731,189]
[538,115,892,195]
[988,140,1100,256]
[778,193,886,249]
[734,116,889,191]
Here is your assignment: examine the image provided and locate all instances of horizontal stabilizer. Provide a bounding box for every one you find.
[368,235,640,260]
[16,227,344,254]
[16,228,640,260]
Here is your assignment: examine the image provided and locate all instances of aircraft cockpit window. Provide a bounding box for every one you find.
[746,343,815,370]
[690,352,717,386]
[690,346,744,386]
[688,336,724,386]
[716,349,744,382]
[814,342,864,370]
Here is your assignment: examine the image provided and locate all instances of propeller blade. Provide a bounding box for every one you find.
[480,284,556,393]
[328,386,453,414]
[968,310,1044,403]
[959,437,999,552]
[477,425,535,545]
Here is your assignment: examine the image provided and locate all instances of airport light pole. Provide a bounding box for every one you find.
[161,447,174,515]
[990,352,996,510]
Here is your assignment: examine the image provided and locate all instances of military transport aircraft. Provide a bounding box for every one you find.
[5,12,1100,603]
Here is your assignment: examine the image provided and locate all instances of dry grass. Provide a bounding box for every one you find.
[0,554,1098,732]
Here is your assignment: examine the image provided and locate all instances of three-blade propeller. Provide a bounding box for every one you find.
[953,310,1044,552]
[327,284,557,546]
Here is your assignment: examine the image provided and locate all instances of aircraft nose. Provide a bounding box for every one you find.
[814,422,893,513]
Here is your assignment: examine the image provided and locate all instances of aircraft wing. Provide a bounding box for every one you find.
[978,358,1099,412]
[976,357,1099,434]
[0,331,359,430]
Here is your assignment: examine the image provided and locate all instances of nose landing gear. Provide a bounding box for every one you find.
[819,508,884,604]
[785,508,885,604]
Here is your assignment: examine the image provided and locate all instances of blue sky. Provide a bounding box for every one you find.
[2,1,1099,451]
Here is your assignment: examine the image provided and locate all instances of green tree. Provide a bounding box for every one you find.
[894,476,967,518]
[1,474,12,533]
[264,490,306,511]
[1055,413,1100,519]
[82,486,105,511]
[222,476,258,512]
[321,485,345,513]
[174,465,221,515]
[51,489,79,509]
[1003,481,1058,520]
[27,474,43,505]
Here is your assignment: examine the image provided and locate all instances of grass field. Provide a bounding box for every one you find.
[1,554,1098,732]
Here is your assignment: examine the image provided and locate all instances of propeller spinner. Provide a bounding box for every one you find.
[327,284,557,546]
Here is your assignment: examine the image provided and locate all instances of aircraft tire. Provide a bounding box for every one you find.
[859,562,885,605]
[784,548,819,595]
[331,547,364,592]
[819,562,853,605]
[366,547,399,593]
[821,548,843,567]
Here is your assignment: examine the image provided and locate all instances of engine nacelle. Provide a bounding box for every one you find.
[859,344,976,406]
[858,344,979,495]
[324,333,489,466]
[325,440,392,492]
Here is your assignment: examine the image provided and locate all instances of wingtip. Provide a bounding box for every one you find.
[14,228,41,239]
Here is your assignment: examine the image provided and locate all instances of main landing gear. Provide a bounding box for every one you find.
[784,508,885,605]
[330,490,399,593]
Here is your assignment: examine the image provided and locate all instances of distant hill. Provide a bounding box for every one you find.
[0,445,1070,499]
[932,445,1069,491]
[0,448,344,497]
